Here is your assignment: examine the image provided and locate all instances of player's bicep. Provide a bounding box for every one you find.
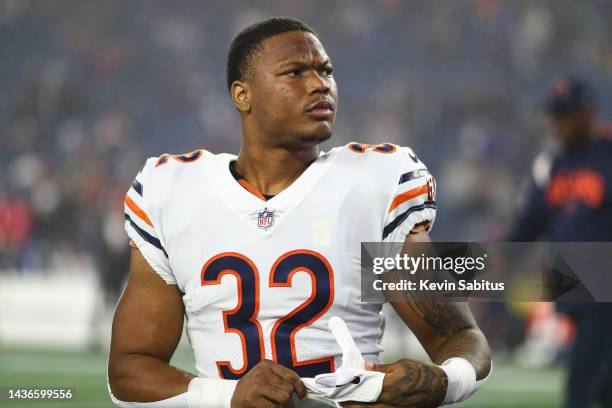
[388,231,477,359]
[110,248,184,363]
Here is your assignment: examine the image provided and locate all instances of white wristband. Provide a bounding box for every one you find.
[187,377,238,408]
[109,386,190,407]
[465,360,493,400]
[108,378,237,408]
[438,358,476,405]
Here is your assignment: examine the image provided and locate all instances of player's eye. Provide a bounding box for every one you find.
[321,67,334,76]
[284,70,301,77]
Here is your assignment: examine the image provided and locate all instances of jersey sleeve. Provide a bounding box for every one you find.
[382,147,437,242]
[124,159,176,284]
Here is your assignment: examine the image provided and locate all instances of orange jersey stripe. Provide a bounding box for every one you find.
[388,184,428,213]
[125,195,154,227]
[238,179,266,201]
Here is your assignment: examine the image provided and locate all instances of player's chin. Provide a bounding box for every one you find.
[297,125,333,146]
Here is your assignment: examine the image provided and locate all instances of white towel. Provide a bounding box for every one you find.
[302,316,385,403]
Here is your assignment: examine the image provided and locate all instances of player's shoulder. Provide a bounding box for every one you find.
[140,148,210,171]
[133,148,230,205]
[330,142,429,174]
[139,148,231,178]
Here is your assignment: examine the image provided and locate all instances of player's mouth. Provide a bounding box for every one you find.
[306,99,335,120]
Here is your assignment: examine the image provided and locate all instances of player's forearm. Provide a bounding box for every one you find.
[374,329,492,408]
[376,359,448,408]
[432,327,491,380]
[108,353,195,403]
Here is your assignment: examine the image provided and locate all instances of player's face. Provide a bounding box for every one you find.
[248,31,338,148]
[548,108,594,147]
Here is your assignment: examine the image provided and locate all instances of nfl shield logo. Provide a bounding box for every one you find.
[257,208,274,230]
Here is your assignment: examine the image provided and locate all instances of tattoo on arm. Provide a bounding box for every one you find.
[404,290,474,337]
[401,287,491,376]
[382,360,448,408]
[385,238,492,379]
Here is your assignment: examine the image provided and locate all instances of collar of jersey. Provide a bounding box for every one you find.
[204,150,335,232]
[229,160,276,201]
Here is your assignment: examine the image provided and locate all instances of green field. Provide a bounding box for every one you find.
[0,348,563,407]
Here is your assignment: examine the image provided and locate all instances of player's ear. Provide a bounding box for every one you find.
[231,80,251,113]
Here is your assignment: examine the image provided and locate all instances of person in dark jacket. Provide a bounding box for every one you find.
[509,75,612,408]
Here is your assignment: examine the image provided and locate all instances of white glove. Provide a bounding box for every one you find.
[302,316,385,402]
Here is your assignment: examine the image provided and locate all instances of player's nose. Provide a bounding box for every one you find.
[307,71,331,95]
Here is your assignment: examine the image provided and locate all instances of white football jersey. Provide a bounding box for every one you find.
[124,142,436,380]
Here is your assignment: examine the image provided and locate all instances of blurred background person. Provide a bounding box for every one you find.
[508,75,612,408]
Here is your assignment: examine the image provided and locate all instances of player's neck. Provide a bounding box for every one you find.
[234,144,319,197]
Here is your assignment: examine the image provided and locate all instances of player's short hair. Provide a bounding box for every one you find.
[226,17,318,91]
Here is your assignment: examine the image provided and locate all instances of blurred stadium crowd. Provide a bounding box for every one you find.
[1,0,612,351]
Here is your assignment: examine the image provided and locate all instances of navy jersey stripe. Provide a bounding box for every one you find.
[382,203,437,240]
[131,179,143,196]
[125,214,168,258]
[398,169,429,185]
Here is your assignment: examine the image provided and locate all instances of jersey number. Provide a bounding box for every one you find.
[348,142,397,154]
[201,250,334,379]
[155,150,204,167]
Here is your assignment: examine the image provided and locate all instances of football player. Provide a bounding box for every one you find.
[108,17,491,408]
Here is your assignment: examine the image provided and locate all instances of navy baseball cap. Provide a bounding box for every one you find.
[545,76,597,116]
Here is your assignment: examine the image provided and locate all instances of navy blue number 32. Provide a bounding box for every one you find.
[201,250,334,379]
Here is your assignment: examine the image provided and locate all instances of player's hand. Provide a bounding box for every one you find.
[340,402,395,408]
[364,359,447,408]
[231,359,307,408]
